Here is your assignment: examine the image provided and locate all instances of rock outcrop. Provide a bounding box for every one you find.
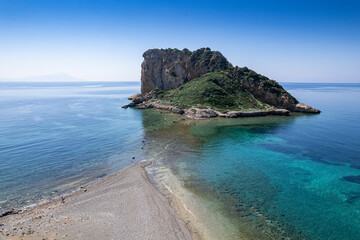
[141,48,232,93]
[125,48,320,117]
[293,103,321,113]
[231,66,298,110]
[127,93,142,100]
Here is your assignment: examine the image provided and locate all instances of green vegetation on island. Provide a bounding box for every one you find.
[154,71,269,111]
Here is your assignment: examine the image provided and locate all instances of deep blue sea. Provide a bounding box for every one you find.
[1,81,360,239]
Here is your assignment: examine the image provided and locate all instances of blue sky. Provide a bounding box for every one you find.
[0,0,359,82]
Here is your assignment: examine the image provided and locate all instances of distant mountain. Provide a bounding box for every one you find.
[0,73,84,82]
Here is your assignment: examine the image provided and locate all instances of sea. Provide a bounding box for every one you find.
[0,81,360,239]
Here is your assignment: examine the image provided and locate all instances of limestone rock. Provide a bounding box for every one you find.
[184,108,219,119]
[294,103,321,113]
[128,93,142,100]
[141,48,232,93]
[132,95,145,104]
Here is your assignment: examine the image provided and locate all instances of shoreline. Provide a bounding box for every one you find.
[123,97,320,120]
[135,101,292,119]
[0,161,194,240]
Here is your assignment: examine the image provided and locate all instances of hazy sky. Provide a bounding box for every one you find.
[0,0,359,82]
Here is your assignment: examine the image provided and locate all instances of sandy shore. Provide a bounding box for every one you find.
[0,161,192,240]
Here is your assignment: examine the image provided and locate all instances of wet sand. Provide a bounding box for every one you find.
[0,161,192,240]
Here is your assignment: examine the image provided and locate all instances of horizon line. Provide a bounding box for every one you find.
[1,80,360,84]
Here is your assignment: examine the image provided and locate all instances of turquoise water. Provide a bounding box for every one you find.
[145,83,360,239]
[1,82,360,239]
[0,82,146,211]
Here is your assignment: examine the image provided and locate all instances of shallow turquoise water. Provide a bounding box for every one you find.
[0,82,146,211]
[165,83,360,239]
[1,82,360,239]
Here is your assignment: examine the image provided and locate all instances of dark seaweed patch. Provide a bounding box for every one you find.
[341,175,360,184]
[350,164,360,170]
[344,191,360,204]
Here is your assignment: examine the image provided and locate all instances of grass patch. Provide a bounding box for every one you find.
[156,71,269,111]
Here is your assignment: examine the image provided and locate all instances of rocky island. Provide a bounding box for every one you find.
[124,48,320,119]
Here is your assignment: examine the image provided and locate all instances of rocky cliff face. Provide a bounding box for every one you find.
[141,48,232,93]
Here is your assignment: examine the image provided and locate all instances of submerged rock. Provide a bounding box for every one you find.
[342,175,360,184]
